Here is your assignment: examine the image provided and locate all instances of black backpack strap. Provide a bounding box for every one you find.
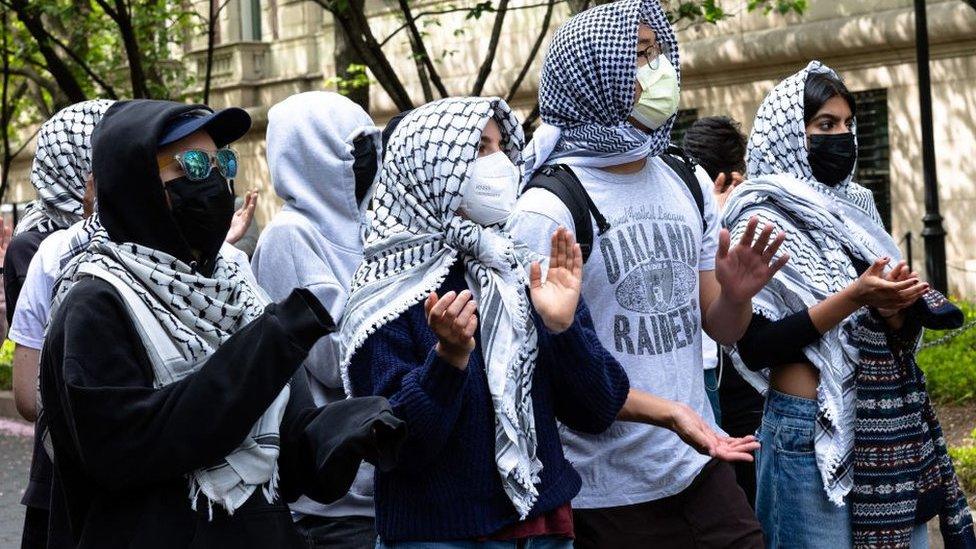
[660,144,707,232]
[523,164,610,263]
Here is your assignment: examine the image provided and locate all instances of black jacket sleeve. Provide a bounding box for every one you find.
[44,279,334,492]
[737,310,822,371]
[277,367,405,505]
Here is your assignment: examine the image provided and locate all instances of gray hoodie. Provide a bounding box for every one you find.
[252,91,380,519]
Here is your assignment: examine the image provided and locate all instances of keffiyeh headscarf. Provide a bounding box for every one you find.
[725,61,974,547]
[51,228,283,517]
[339,97,544,518]
[525,0,679,179]
[16,100,114,236]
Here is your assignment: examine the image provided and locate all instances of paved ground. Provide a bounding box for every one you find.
[0,419,32,548]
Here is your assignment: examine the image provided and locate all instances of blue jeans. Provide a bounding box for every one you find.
[376,537,573,549]
[756,390,930,549]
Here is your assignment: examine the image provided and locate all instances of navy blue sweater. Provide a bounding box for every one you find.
[348,262,630,542]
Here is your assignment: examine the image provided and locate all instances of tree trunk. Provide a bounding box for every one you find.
[316,0,415,111]
[203,0,218,104]
[333,0,370,110]
[111,1,151,98]
[7,0,86,104]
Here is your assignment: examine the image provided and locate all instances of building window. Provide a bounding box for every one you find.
[241,0,262,41]
[853,89,891,231]
[670,108,699,146]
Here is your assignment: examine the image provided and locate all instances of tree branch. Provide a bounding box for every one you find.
[396,0,448,98]
[470,0,509,96]
[3,0,86,103]
[379,0,567,48]
[505,0,556,102]
[39,25,118,99]
[95,0,150,98]
[312,0,415,111]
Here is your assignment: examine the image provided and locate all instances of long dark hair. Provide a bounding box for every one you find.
[803,72,856,125]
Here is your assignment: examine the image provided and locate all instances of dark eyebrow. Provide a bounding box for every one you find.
[813,113,841,123]
[636,37,653,46]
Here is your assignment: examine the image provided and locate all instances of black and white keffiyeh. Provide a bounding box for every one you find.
[16,100,114,236]
[51,227,283,517]
[525,0,679,179]
[339,97,544,518]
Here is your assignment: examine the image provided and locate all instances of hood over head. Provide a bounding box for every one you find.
[92,99,250,264]
[266,91,380,250]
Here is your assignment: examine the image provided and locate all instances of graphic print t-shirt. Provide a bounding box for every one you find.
[507,157,720,508]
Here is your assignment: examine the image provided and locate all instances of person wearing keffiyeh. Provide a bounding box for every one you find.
[0,99,113,549]
[507,0,782,546]
[339,96,630,546]
[37,99,405,549]
[724,61,975,548]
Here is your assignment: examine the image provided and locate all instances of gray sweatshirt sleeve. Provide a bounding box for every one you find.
[252,225,348,392]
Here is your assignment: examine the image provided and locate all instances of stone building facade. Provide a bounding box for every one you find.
[3,0,975,296]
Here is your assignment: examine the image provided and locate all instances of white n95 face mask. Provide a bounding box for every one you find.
[459,151,520,226]
[631,56,680,131]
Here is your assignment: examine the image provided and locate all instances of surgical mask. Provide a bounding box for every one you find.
[459,151,519,226]
[631,56,680,131]
[808,132,857,186]
[165,171,235,276]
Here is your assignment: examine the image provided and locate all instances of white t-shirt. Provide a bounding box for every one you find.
[9,229,71,349]
[507,157,721,508]
[9,226,252,351]
[702,333,719,371]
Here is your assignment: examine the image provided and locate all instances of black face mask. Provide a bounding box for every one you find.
[807,133,857,187]
[351,135,378,206]
[165,171,235,276]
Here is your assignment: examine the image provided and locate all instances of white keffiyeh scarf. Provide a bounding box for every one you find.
[525,0,679,179]
[51,227,285,516]
[339,97,544,518]
[723,60,900,505]
[16,100,114,236]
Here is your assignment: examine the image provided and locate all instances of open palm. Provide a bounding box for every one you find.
[716,216,789,304]
[530,227,583,334]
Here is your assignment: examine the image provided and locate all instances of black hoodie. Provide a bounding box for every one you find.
[38,100,404,549]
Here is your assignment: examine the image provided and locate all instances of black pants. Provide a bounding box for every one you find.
[294,515,376,549]
[573,459,764,549]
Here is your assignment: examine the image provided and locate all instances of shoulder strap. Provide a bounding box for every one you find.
[660,144,707,232]
[523,164,610,263]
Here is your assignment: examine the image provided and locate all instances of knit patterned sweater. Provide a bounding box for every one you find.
[348,262,630,542]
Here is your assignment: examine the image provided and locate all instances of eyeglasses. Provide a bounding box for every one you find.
[638,41,670,71]
[159,148,239,182]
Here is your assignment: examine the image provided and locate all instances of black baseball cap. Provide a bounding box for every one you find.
[158,107,251,148]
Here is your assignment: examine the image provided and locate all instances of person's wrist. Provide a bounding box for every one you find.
[435,341,470,370]
[542,312,572,334]
[841,283,864,308]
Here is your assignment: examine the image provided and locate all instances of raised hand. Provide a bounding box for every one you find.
[716,216,789,305]
[851,257,928,311]
[668,402,760,462]
[712,171,744,211]
[225,189,258,245]
[425,290,478,370]
[529,227,583,334]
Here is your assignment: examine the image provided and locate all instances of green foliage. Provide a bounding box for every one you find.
[918,302,976,405]
[949,429,976,497]
[325,63,372,95]
[0,339,14,391]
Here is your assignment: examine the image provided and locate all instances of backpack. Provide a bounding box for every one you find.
[522,144,707,263]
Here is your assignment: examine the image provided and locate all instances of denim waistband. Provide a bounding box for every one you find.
[764,389,818,420]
